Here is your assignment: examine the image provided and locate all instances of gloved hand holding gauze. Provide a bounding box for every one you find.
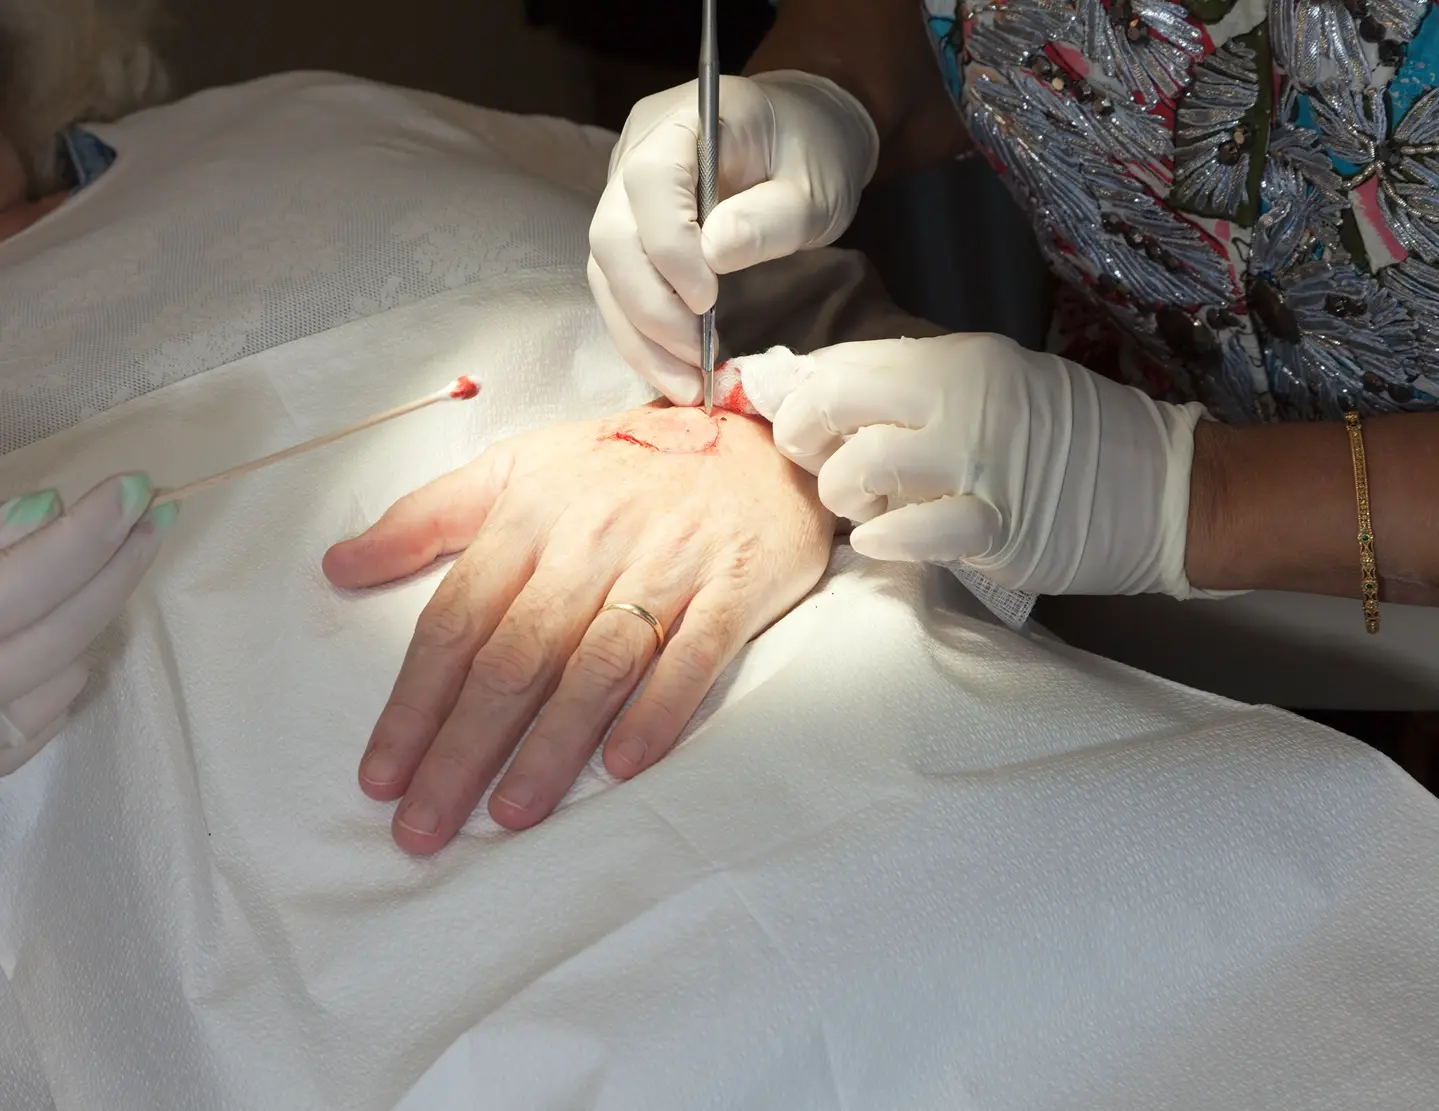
[718,344,1038,628]
[728,335,1227,602]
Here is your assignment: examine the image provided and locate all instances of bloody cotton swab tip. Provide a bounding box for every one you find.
[448,376,480,400]
[152,376,484,507]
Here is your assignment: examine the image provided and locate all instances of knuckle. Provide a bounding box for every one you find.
[959,332,1019,366]
[471,631,548,697]
[573,624,642,686]
[374,696,440,745]
[620,147,671,192]
[715,532,763,588]
[413,592,477,652]
[666,629,725,687]
[588,221,629,264]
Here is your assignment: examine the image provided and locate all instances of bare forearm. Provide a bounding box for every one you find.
[742,0,970,181]
[1187,413,1439,606]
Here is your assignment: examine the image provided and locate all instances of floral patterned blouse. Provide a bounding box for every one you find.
[925,0,1439,422]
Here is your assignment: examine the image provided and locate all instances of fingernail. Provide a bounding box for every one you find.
[612,736,648,773]
[361,752,402,787]
[396,801,440,836]
[1,489,60,528]
[119,473,153,517]
[495,776,535,811]
[145,501,179,530]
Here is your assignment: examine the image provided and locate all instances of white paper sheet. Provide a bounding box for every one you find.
[1,274,1437,1111]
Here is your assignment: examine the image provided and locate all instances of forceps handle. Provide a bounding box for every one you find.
[697,0,720,225]
[697,0,720,410]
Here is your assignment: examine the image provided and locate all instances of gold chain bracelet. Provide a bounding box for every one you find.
[1343,411,1381,634]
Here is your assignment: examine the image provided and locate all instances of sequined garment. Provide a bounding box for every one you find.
[928,0,1439,421]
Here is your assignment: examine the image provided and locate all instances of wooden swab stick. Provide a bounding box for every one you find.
[152,376,481,507]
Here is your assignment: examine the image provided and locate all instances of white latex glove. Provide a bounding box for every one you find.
[731,336,1218,599]
[588,71,880,405]
[0,474,174,775]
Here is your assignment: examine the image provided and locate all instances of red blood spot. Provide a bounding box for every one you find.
[449,376,480,400]
[610,430,659,450]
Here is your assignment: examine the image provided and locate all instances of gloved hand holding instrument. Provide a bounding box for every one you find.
[587,66,880,406]
[590,18,1047,627]
[727,336,1232,603]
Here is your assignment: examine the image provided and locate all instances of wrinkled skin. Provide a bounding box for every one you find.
[323,403,834,853]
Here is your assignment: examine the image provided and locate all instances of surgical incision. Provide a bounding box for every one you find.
[603,407,723,454]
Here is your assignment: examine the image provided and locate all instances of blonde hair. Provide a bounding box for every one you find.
[0,0,170,192]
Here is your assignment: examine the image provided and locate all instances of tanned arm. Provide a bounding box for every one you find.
[1187,415,1439,606]
[742,0,971,182]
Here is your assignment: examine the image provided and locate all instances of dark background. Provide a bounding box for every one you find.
[157,0,773,132]
[154,0,1049,344]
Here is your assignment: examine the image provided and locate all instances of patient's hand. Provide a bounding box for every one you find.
[323,404,833,852]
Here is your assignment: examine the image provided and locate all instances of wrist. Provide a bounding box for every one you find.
[1184,419,1231,593]
[1185,418,1357,596]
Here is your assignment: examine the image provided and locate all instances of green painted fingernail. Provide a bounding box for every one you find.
[119,474,153,517]
[2,489,60,528]
[147,501,179,530]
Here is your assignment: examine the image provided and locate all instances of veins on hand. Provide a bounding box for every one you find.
[600,406,725,454]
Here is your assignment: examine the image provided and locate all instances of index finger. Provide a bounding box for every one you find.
[620,120,717,317]
[771,344,935,471]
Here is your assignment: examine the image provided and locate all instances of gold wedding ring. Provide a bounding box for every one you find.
[601,602,666,650]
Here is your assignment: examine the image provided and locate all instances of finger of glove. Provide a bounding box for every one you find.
[0,486,62,547]
[2,660,88,746]
[848,495,1003,564]
[700,179,834,275]
[817,423,955,523]
[0,474,154,640]
[0,712,67,777]
[587,257,704,406]
[772,347,933,469]
[0,518,163,705]
[590,182,706,366]
[621,122,721,316]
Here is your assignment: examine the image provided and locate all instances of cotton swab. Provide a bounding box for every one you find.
[151,376,481,507]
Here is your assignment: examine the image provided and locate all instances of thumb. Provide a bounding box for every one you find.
[700,179,832,276]
[323,447,513,589]
[848,495,1003,564]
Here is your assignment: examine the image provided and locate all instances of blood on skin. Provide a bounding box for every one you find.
[603,407,722,453]
[611,430,660,450]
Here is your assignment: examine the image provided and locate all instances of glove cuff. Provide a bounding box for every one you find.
[748,70,882,189]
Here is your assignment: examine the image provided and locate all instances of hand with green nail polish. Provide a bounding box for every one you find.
[0,473,175,775]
